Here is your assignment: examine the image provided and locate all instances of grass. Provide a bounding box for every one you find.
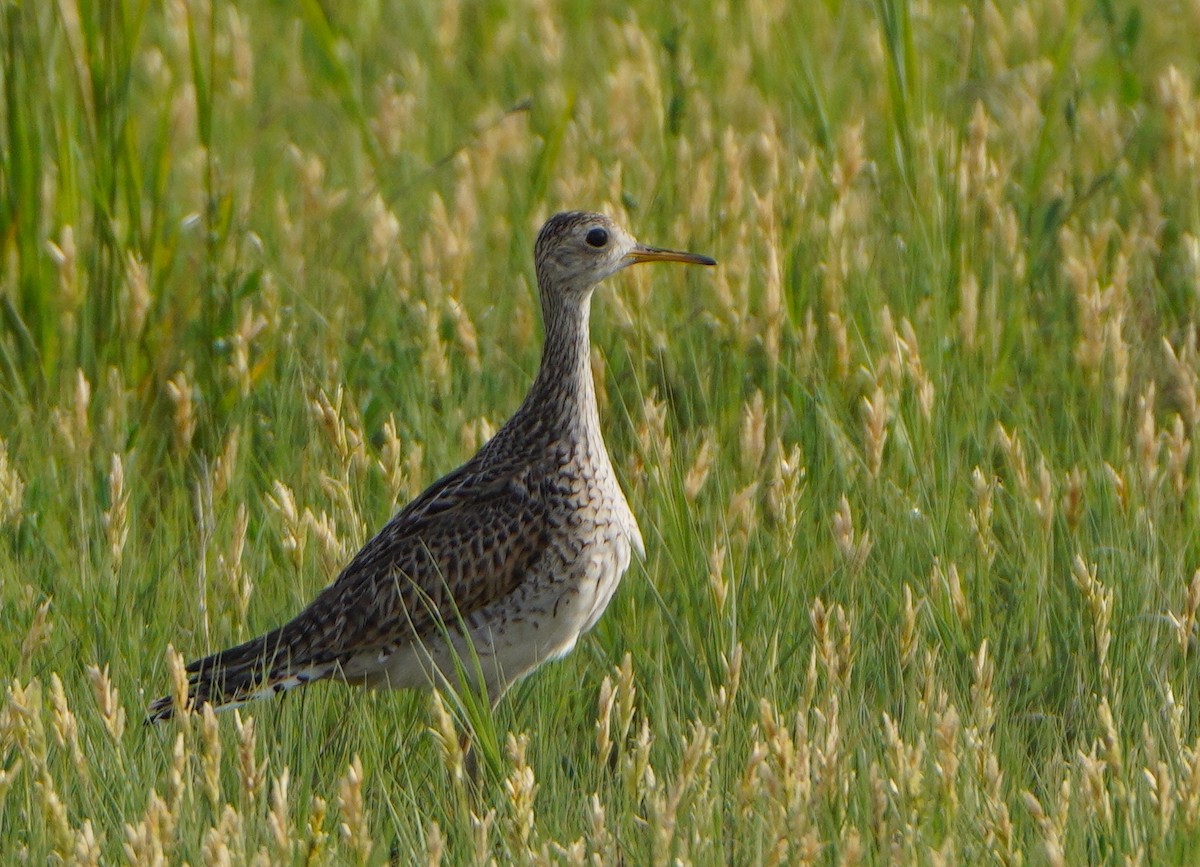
[3,0,1200,862]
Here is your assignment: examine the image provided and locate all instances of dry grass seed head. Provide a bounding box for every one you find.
[19,598,53,671]
[1035,455,1056,533]
[201,704,222,811]
[634,390,672,485]
[202,803,245,866]
[73,820,103,866]
[832,495,872,573]
[899,585,919,668]
[165,644,192,720]
[595,674,617,765]
[707,542,729,614]
[1168,569,1200,655]
[1071,556,1113,685]
[267,481,307,569]
[229,305,270,398]
[727,481,761,543]
[825,310,851,381]
[932,696,962,814]
[652,721,714,863]
[684,429,717,501]
[766,443,806,536]
[376,415,409,504]
[994,422,1030,496]
[218,503,252,630]
[860,384,889,479]
[234,710,266,802]
[47,673,85,776]
[337,755,372,865]
[268,768,293,862]
[35,775,73,859]
[429,690,465,786]
[931,558,970,627]
[122,789,171,865]
[52,369,92,460]
[740,390,767,476]
[424,819,445,867]
[317,473,365,555]
[1021,788,1065,867]
[164,370,196,456]
[211,426,242,500]
[503,732,539,858]
[1157,65,1200,176]
[305,794,330,865]
[754,197,785,367]
[1134,384,1162,493]
[310,387,367,472]
[1165,414,1191,499]
[104,452,130,571]
[86,663,125,743]
[0,439,26,528]
[715,644,744,726]
[810,598,853,688]
[881,711,927,818]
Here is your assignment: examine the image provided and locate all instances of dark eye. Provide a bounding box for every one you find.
[585,227,609,248]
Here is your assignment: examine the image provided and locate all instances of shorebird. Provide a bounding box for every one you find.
[147,211,715,722]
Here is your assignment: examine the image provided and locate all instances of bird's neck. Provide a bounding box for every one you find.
[526,295,602,438]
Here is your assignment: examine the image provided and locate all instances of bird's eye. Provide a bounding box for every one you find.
[585,227,609,248]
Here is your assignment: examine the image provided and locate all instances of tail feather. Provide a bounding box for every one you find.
[145,623,337,723]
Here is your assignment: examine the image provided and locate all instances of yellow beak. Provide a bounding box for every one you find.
[625,244,717,267]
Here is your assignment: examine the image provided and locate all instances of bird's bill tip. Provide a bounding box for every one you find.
[626,244,717,267]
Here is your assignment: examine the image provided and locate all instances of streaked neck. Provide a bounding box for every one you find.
[526,294,600,437]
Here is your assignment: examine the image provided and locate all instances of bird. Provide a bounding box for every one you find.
[147,211,715,723]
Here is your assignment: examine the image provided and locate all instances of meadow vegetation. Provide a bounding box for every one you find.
[3,0,1200,862]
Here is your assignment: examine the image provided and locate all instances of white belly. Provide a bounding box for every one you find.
[356,523,638,701]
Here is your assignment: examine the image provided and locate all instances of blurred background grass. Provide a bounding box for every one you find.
[5,0,1200,862]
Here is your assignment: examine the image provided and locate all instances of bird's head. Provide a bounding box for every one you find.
[533,211,715,302]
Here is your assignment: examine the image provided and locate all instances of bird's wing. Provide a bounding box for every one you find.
[148,453,556,719]
[285,456,553,663]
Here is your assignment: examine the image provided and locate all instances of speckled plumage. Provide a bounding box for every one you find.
[147,211,715,722]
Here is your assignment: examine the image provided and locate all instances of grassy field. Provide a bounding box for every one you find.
[3,0,1200,862]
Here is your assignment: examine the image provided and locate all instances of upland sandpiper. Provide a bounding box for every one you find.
[147,211,715,722]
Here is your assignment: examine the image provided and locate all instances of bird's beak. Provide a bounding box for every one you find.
[625,244,717,268]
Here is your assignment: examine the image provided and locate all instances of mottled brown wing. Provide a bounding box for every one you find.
[285,458,553,664]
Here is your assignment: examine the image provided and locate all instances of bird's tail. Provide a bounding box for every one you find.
[145,624,338,723]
